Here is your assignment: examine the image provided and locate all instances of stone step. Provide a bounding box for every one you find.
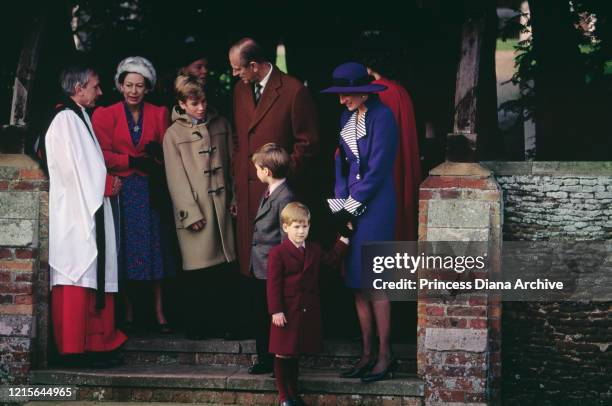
[26,403,222,406]
[121,334,417,373]
[30,364,424,405]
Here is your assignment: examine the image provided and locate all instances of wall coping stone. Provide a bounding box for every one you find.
[429,162,492,177]
[482,161,612,176]
[0,154,40,169]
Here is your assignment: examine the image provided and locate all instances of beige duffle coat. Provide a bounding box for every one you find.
[163,107,236,270]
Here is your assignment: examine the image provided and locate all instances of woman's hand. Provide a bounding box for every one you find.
[110,176,122,196]
[188,220,206,231]
[272,312,287,327]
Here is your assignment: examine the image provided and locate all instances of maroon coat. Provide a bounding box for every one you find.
[232,66,319,276]
[267,239,347,355]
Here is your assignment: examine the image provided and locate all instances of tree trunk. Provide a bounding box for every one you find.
[447,0,499,162]
[529,0,585,160]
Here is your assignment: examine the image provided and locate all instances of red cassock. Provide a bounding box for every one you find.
[374,78,422,241]
[51,286,127,355]
[267,239,347,356]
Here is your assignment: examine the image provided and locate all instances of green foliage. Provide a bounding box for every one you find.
[498,2,611,119]
[498,11,537,120]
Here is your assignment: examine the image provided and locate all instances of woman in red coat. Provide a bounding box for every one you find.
[368,66,421,241]
[92,56,173,333]
[267,203,348,405]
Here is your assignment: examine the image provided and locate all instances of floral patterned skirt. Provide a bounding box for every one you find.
[119,174,170,281]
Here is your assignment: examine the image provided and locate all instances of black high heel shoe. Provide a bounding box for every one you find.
[340,359,375,378]
[360,359,398,383]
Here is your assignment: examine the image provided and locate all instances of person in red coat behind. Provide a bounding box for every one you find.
[92,56,174,333]
[367,64,422,241]
[267,203,349,405]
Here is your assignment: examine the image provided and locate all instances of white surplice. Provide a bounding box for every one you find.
[46,107,118,292]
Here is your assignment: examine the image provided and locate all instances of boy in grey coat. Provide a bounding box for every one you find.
[248,143,295,374]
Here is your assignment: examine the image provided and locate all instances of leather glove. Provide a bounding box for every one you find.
[145,141,163,162]
[334,208,355,238]
[129,156,159,174]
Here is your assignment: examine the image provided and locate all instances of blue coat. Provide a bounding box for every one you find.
[334,96,398,288]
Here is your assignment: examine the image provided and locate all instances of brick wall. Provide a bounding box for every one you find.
[0,154,48,384]
[418,163,502,405]
[483,161,612,404]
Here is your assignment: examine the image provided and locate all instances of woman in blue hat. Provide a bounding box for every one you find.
[322,62,398,382]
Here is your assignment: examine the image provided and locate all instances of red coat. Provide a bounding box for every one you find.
[92,102,169,177]
[267,239,347,355]
[374,78,422,241]
[232,66,319,276]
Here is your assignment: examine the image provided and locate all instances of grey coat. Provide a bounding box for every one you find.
[250,181,295,279]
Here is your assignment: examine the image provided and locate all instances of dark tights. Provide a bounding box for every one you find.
[274,356,299,402]
[354,290,392,374]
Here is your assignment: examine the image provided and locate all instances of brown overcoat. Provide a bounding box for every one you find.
[163,107,236,270]
[232,66,319,276]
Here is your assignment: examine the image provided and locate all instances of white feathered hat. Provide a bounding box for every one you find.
[115,56,157,90]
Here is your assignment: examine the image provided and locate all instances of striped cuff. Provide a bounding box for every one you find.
[327,198,345,213]
[344,196,364,215]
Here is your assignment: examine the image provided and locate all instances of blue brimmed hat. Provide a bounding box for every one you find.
[321,62,387,94]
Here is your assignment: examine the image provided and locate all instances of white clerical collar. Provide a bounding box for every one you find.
[268,178,285,195]
[257,63,274,93]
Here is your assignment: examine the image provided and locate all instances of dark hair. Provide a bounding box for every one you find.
[178,41,208,69]
[231,37,266,66]
[251,143,290,179]
[117,71,152,90]
[355,31,400,79]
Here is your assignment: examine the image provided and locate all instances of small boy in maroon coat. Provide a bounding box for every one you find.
[267,202,349,405]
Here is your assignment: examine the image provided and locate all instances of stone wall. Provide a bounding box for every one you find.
[483,161,612,404]
[418,163,502,405]
[0,154,48,384]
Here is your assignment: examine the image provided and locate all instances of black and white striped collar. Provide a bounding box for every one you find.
[340,110,367,162]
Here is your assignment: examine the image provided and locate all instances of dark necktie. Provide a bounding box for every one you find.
[254,83,262,104]
[261,188,270,206]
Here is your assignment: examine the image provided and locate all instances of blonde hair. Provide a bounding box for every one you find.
[174,74,205,103]
[251,143,290,179]
[281,202,311,226]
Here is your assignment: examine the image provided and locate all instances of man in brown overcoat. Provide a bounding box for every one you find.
[229,38,319,278]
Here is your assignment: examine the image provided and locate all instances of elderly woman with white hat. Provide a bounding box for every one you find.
[92,56,174,333]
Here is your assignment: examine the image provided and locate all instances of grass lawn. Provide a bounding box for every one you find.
[496,38,519,52]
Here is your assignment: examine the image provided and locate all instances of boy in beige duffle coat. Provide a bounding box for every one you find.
[163,74,236,339]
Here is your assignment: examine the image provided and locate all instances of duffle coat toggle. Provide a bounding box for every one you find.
[163,107,236,270]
